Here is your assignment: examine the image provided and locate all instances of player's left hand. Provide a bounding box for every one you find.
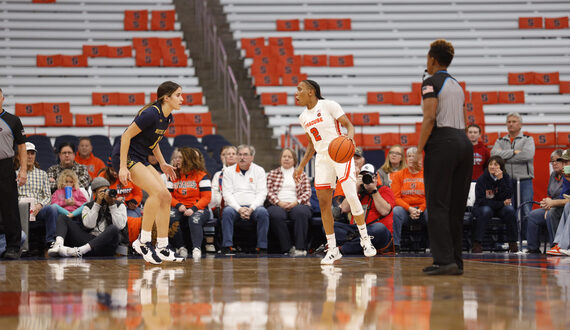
[161,163,177,181]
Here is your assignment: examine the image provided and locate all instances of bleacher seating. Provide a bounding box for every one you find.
[2,0,214,144]
[221,0,570,146]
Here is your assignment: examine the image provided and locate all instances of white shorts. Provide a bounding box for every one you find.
[314,152,356,190]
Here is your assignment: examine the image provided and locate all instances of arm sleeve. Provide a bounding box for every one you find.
[47,167,58,192]
[327,100,346,120]
[266,170,280,205]
[421,78,437,99]
[39,172,52,207]
[70,204,84,217]
[510,136,535,163]
[209,172,222,208]
[222,168,241,211]
[110,203,127,230]
[390,171,411,210]
[133,107,155,131]
[192,175,212,211]
[250,167,268,210]
[54,204,70,216]
[496,175,513,200]
[51,190,65,207]
[490,139,514,160]
[78,166,91,189]
[73,189,88,208]
[298,173,312,205]
[13,117,26,145]
[81,203,100,229]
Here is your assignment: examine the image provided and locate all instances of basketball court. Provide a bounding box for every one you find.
[0,253,569,328]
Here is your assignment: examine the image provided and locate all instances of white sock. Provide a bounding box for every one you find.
[140,230,151,243]
[357,224,369,239]
[157,237,169,249]
[78,244,91,255]
[326,234,337,250]
[55,236,64,246]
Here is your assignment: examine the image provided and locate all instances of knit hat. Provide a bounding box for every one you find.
[91,177,110,191]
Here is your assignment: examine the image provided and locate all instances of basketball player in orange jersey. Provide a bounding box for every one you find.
[294,80,376,264]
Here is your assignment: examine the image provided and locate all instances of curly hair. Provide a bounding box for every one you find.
[57,169,80,189]
[177,147,208,176]
[428,39,455,67]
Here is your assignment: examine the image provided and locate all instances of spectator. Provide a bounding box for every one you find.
[472,155,518,253]
[467,124,490,181]
[527,149,566,253]
[335,164,395,254]
[0,87,27,259]
[17,142,59,250]
[47,142,91,193]
[51,169,88,218]
[48,177,127,257]
[221,145,268,254]
[209,145,237,211]
[547,199,570,256]
[546,149,570,256]
[75,137,105,180]
[169,147,212,259]
[390,147,427,253]
[266,148,312,256]
[377,144,406,187]
[491,112,535,236]
[98,158,143,218]
[332,147,365,223]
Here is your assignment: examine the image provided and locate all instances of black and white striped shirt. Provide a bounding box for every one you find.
[421,71,465,129]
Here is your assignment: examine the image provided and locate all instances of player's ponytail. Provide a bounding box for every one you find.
[303,79,324,100]
[137,81,182,116]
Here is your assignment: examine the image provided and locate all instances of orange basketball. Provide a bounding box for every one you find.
[328,136,355,163]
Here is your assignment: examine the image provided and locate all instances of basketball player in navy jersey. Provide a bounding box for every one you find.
[111,81,184,264]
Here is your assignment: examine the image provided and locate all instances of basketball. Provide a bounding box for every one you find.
[328,136,355,163]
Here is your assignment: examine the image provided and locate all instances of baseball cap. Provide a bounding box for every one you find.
[25,142,37,152]
[360,163,375,174]
[558,149,570,161]
[354,147,363,158]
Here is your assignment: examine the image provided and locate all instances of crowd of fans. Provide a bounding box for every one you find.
[3,111,570,260]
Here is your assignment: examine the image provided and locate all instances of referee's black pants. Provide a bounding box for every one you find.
[424,127,472,270]
[0,157,22,249]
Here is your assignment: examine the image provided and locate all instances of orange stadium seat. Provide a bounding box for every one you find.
[124,10,148,31]
[157,37,183,49]
[44,113,73,127]
[545,17,569,29]
[261,92,288,105]
[526,132,556,146]
[304,18,328,31]
[92,92,119,106]
[280,134,309,148]
[508,72,535,85]
[471,91,498,104]
[399,132,419,147]
[482,132,499,146]
[75,113,104,127]
[534,72,560,85]
[278,55,301,67]
[43,103,70,115]
[33,0,55,3]
[241,37,266,58]
[107,45,132,58]
[133,37,159,49]
[411,82,422,97]
[269,45,294,58]
[367,92,393,105]
[518,17,543,29]
[15,103,44,117]
[83,45,109,57]
[281,73,307,86]
[464,101,484,126]
[165,125,214,138]
[173,113,211,125]
[556,132,570,147]
[327,19,351,30]
[253,73,279,86]
[498,91,525,104]
[392,92,420,105]
[118,93,145,106]
[135,48,161,66]
[278,62,301,76]
[61,55,88,67]
[329,55,354,67]
[182,92,203,106]
[268,37,293,48]
[346,113,379,126]
[163,53,187,67]
[372,133,399,147]
[302,55,327,67]
[560,81,570,94]
[276,19,300,32]
[251,62,278,76]
[36,54,62,67]
[151,10,176,31]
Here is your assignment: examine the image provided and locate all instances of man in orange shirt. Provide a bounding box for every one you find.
[75,137,106,180]
[390,147,427,252]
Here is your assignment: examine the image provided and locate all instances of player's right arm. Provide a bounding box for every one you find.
[294,133,315,182]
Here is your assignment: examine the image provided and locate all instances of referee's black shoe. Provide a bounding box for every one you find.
[422,263,462,275]
[2,247,21,260]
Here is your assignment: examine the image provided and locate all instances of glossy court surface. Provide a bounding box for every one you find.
[0,253,569,329]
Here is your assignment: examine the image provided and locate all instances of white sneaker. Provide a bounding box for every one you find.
[192,248,202,259]
[47,241,62,258]
[321,247,342,265]
[58,246,81,258]
[559,248,570,256]
[133,239,162,265]
[360,236,377,257]
[291,249,307,257]
[156,246,185,262]
[176,247,188,258]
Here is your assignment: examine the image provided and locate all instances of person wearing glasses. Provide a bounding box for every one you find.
[377,144,406,187]
[47,142,91,193]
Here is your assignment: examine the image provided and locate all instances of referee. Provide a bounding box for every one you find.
[0,88,27,259]
[413,40,473,275]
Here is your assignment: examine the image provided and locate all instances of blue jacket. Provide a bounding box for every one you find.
[474,170,513,210]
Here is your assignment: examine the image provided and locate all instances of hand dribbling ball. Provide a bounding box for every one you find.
[328,136,355,163]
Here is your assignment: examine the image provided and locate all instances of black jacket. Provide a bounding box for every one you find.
[474,170,513,210]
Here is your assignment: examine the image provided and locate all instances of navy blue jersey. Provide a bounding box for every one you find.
[112,102,172,166]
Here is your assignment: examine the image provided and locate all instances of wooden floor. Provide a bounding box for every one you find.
[0,253,569,329]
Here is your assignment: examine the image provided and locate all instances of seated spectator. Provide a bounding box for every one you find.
[390,147,427,253]
[221,145,268,254]
[51,169,88,218]
[169,147,212,259]
[547,149,570,256]
[266,148,312,256]
[335,164,395,254]
[209,145,237,212]
[548,198,570,256]
[75,137,105,180]
[48,177,127,257]
[332,147,365,223]
[472,155,518,253]
[527,149,566,253]
[98,158,143,218]
[377,144,406,187]
[467,124,490,181]
[47,142,91,193]
[17,142,58,250]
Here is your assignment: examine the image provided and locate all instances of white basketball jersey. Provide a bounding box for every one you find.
[299,99,345,154]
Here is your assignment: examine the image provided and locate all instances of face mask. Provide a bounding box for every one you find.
[564,165,570,175]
